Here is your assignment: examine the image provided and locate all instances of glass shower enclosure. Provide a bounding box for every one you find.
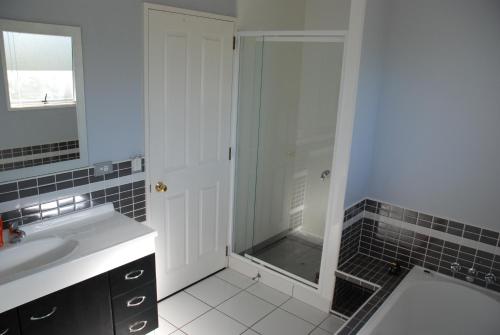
[232,33,345,285]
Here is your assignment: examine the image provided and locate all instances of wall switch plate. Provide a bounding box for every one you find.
[94,161,113,176]
[131,157,142,173]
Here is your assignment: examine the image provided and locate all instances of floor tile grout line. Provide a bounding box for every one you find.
[215,271,259,290]
[243,282,292,307]
[159,274,290,332]
[181,287,257,331]
[157,315,182,333]
[276,301,329,328]
[245,296,290,332]
[209,276,338,332]
[160,272,343,335]
[307,313,337,335]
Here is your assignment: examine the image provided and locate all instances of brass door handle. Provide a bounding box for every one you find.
[155,181,167,192]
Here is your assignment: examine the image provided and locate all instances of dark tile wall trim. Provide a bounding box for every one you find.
[0,140,80,172]
[362,199,500,248]
[332,276,376,318]
[1,180,146,226]
[0,152,81,172]
[339,219,362,266]
[341,199,500,294]
[336,254,409,335]
[0,140,79,159]
[0,158,145,203]
[0,158,147,226]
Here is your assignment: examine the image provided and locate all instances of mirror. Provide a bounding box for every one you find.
[0,19,87,183]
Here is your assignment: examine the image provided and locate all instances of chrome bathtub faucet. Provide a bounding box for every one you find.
[450,262,461,273]
[466,268,476,283]
[485,273,497,285]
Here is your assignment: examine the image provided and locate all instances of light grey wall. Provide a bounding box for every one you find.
[345,0,388,206]
[0,0,236,163]
[349,0,500,231]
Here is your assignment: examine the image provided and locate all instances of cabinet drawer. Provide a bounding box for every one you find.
[18,290,66,335]
[110,254,156,296]
[115,306,158,335]
[18,273,113,335]
[0,309,20,335]
[113,282,157,323]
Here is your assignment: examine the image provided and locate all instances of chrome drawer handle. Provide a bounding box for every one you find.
[0,328,9,335]
[30,306,57,321]
[125,270,144,280]
[129,320,147,333]
[127,296,146,307]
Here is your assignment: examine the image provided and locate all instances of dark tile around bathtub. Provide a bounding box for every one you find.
[337,254,409,335]
[332,277,376,317]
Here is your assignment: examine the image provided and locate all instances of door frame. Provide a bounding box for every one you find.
[143,3,236,275]
[228,0,367,310]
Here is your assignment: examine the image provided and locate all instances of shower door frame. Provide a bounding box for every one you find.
[234,32,346,288]
[228,0,367,311]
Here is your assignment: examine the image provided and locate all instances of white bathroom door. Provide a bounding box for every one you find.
[146,8,234,299]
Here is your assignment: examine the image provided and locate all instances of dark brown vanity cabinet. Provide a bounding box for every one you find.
[110,254,158,335]
[0,309,21,335]
[18,273,114,335]
[0,254,157,335]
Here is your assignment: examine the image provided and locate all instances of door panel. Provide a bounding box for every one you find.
[148,9,233,299]
[164,33,188,172]
[165,192,188,271]
[199,183,219,255]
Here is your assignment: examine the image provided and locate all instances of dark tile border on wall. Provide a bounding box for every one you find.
[336,198,500,333]
[0,153,81,172]
[0,140,80,159]
[1,180,146,227]
[0,159,144,203]
[0,140,80,172]
[336,254,409,335]
[340,198,500,292]
[363,199,500,248]
[339,219,362,266]
[0,158,146,227]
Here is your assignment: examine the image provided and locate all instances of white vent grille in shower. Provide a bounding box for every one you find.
[289,171,307,228]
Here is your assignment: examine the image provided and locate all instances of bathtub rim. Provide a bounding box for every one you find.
[354,266,500,335]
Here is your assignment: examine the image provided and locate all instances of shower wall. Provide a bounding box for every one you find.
[233,39,303,253]
[252,42,303,246]
[234,38,344,254]
[295,42,343,239]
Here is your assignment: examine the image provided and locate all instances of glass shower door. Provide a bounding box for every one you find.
[233,35,344,285]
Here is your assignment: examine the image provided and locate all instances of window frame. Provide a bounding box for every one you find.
[0,20,81,111]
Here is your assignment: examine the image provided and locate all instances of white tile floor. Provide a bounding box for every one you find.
[149,268,345,335]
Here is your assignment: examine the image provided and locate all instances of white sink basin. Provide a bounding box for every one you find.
[0,237,78,279]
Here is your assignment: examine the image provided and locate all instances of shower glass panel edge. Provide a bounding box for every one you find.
[233,32,345,287]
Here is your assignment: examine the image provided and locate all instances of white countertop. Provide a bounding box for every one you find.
[0,204,157,313]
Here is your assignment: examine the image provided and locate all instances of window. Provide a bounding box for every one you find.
[1,31,76,110]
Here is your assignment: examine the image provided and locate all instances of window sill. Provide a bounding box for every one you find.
[8,102,77,111]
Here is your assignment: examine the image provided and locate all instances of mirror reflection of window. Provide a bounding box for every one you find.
[0,19,88,182]
[2,31,75,110]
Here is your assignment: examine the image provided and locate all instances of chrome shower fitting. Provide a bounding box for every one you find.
[485,273,496,285]
[466,268,476,283]
[450,262,461,273]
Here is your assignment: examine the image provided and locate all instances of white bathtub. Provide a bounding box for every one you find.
[357,267,500,335]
